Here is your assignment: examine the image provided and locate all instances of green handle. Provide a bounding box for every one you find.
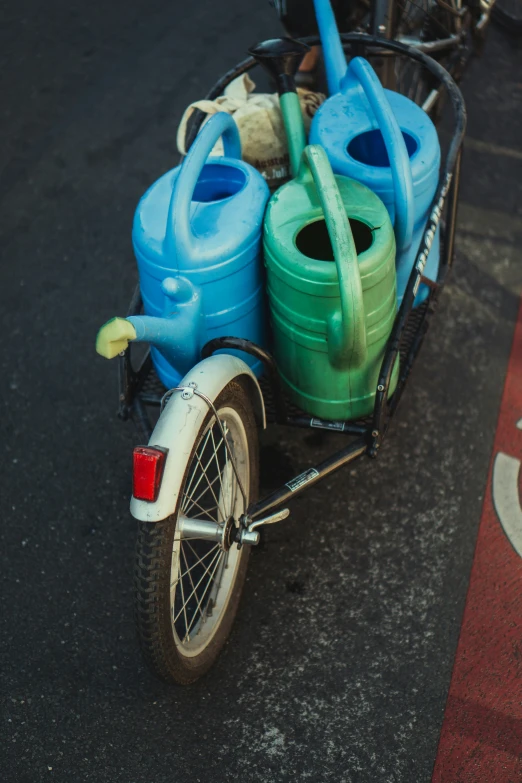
[297,145,367,370]
[280,92,307,178]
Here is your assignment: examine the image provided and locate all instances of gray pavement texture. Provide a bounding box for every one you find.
[2,2,522,782]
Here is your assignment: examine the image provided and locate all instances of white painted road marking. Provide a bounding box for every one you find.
[492,452,522,558]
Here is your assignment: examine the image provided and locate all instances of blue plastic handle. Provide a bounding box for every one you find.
[312,0,414,252]
[313,0,348,94]
[345,57,414,252]
[164,112,242,263]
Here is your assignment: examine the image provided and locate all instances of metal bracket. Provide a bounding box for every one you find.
[238,508,291,547]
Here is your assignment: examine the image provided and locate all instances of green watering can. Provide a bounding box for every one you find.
[249,39,399,421]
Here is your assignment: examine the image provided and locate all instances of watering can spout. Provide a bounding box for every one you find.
[313,0,348,94]
[248,38,309,94]
[95,277,207,378]
[128,277,206,377]
[249,38,309,178]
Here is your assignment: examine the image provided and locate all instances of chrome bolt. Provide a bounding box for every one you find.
[372,430,379,437]
[181,387,194,400]
[377,384,384,392]
[241,530,261,546]
[378,23,386,32]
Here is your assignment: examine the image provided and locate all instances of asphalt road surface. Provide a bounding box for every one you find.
[2,2,522,782]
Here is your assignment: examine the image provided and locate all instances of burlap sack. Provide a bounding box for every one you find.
[177,74,325,190]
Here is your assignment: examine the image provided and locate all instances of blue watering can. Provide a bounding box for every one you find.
[125,111,270,386]
[309,0,441,304]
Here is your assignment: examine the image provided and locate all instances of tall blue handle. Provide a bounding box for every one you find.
[313,0,347,94]
[346,58,414,252]
[163,112,242,263]
[312,0,414,252]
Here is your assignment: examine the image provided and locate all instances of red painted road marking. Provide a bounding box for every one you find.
[432,297,522,782]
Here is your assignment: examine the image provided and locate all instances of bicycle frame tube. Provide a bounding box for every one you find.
[246,438,368,520]
[369,0,398,86]
[371,0,397,34]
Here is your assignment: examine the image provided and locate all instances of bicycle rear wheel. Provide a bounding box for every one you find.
[393,0,463,119]
[492,0,522,33]
[134,379,259,685]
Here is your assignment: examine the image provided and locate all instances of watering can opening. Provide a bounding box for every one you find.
[295,217,373,262]
[191,163,247,203]
[347,130,419,168]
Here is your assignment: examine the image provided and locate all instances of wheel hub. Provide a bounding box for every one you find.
[178,513,239,550]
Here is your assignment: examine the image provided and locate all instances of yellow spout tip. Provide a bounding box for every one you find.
[96,317,137,359]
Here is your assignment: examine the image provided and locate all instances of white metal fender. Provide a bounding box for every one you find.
[130,354,266,522]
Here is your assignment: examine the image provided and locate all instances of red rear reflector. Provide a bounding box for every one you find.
[133,446,168,502]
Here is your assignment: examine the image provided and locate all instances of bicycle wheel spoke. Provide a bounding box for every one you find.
[177,557,191,641]
[180,544,201,630]
[186,468,225,514]
[182,427,214,503]
[173,547,223,624]
[187,509,220,521]
[209,426,228,520]
[170,543,220,588]
[182,430,225,514]
[173,535,214,542]
[185,538,215,563]
[184,551,225,638]
[193,449,226,521]
[180,495,219,522]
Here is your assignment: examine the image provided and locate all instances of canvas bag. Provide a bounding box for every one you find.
[177,74,325,190]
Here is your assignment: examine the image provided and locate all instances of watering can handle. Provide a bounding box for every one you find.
[164,112,242,261]
[298,145,367,370]
[346,57,414,253]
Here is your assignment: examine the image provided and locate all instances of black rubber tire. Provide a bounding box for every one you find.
[492,1,522,34]
[134,379,259,685]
